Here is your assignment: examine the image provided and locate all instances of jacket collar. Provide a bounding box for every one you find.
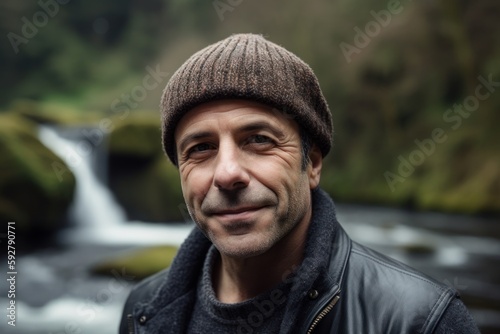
[305,187,350,291]
[140,226,211,316]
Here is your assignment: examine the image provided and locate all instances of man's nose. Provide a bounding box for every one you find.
[213,141,250,191]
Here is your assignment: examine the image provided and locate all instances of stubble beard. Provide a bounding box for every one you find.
[189,193,309,259]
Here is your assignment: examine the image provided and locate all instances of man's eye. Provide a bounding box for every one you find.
[188,143,213,155]
[247,135,273,144]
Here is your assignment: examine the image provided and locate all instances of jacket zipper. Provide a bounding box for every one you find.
[127,314,136,334]
[306,294,340,334]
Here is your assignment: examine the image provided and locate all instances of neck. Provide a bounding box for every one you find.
[213,210,312,303]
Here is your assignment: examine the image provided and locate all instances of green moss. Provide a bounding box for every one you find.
[109,155,185,222]
[108,113,162,160]
[0,113,75,233]
[10,99,104,125]
[106,112,186,222]
[90,245,178,280]
[151,157,186,221]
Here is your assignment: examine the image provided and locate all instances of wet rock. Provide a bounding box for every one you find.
[90,245,178,280]
[0,113,75,238]
[107,114,185,222]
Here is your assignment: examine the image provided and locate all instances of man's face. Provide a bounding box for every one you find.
[174,100,321,259]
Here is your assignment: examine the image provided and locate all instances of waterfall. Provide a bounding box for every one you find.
[37,124,193,246]
[38,125,126,226]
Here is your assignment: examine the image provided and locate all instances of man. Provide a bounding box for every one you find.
[120,34,480,333]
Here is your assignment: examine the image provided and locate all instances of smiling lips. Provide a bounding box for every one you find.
[212,206,265,220]
[200,189,278,223]
[210,206,268,234]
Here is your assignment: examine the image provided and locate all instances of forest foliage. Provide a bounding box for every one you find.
[1,0,499,216]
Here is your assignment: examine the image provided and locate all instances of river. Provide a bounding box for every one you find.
[0,126,498,334]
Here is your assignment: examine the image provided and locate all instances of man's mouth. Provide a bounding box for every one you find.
[201,192,277,222]
[211,206,268,222]
[214,206,262,215]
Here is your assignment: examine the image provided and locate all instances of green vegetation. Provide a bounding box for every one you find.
[1,0,499,217]
[108,114,185,221]
[108,113,163,159]
[9,99,105,125]
[0,112,75,234]
[91,245,178,280]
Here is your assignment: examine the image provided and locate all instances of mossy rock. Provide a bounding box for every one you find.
[10,99,104,125]
[109,155,186,222]
[107,112,185,222]
[0,113,76,234]
[108,113,163,160]
[90,245,178,280]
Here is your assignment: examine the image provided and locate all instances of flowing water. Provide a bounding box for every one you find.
[38,126,126,227]
[0,126,498,333]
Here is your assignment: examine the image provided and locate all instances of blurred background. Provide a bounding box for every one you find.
[0,0,499,333]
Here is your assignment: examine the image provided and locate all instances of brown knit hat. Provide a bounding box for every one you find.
[161,33,332,165]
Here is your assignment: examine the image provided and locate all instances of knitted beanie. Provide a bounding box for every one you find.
[160,33,333,165]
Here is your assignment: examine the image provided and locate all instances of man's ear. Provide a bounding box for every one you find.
[307,144,322,189]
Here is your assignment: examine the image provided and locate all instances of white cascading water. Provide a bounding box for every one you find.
[38,125,126,226]
[37,125,193,245]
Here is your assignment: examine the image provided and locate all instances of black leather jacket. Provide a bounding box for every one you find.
[120,190,459,333]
